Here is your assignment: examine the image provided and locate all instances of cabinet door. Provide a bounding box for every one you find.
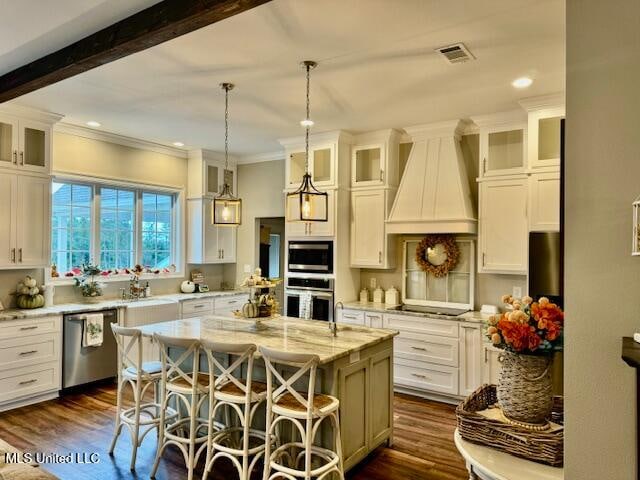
[480,126,526,177]
[16,175,50,267]
[287,145,335,188]
[529,172,560,231]
[350,190,384,267]
[339,309,365,325]
[369,350,393,449]
[339,358,370,468]
[528,110,564,170]
[459,323,483,397]
[352,144,384,187]
[19,119,50,174]
[0,115,19,170]
[365,312,383,329]
[0,173,17,267]
[204,160,221,196]
[482,344,502,385]
[478,178,528,274]
[217,227,236,263]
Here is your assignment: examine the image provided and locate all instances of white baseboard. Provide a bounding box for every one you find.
[0,391,59,412]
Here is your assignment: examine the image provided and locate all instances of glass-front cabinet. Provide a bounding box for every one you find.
[403,238,474,309]
[0,115,50,173]
[286,145,335,187]
[520,94,565,170]
[352,144,384,187]
[480,125,526,177]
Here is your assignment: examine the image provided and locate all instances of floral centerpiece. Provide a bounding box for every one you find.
[74,263,105,302]
[486,295,564,428]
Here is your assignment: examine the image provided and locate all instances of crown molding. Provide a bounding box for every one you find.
[278,129,354,148]
[54,122,188,158]
[518,92,565,112]
[470,109,527,128]
[0,103,64,123]
[237,151,285,165]
[404,119,466,139]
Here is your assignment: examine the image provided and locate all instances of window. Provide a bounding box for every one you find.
[50,180,178,276]
[403,238,474,309]
[51,182,92,273]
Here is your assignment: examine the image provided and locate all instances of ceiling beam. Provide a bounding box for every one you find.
[0,0,271,103]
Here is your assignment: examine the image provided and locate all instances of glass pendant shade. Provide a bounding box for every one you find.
[286,173,328,222]
[213,183,242,226]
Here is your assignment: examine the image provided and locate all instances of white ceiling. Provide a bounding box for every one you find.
[5,0,565,157]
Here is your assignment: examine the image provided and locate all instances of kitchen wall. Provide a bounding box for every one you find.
[0,131,231,307]
[231,160,286,286]
[565,0,640,478]
[360,236,527,310]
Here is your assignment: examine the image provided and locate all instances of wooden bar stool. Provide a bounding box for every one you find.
[260,346,345,480]
[108,324,176,471]
[201,340,272,480]
[151,334,210,480]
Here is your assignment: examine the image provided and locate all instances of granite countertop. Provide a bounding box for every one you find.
[343,301,487,324]
[137,315,399,365]
[0,290,245,321]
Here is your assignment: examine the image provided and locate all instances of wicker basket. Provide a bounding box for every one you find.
[497,351,554,425]
[456,384,563,467]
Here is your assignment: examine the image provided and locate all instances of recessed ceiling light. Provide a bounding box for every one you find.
[86,120,101,128]
[512,77,533,89]
[172,141,185,147]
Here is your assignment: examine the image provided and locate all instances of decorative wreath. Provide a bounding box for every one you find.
[415,234,460,277]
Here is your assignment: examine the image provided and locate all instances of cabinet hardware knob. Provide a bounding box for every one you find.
[11,248,15,263]
[18,248,22,262]
[378,251,382,263]
[12,151,17,164]
[20,151,24,165]
[482,252,486,267]
[19,350,38,356]
[380,169,384,181]
[484,346,488,363]
[19,379,37,386]
[19,326,38,331]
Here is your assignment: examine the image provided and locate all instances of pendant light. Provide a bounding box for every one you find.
[212,82,242,226]
[286,60,328,223]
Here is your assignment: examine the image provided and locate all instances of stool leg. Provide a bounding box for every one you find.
[108,376,124,455]
[203,394,215,480]
[128,378,144,471]
[186,392,198,480]
[150,388,168,479]
[332,411,345,480]
[304,415,313,479]
[263,408,273,480]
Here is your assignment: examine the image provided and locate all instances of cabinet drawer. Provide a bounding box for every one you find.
[0,362,59,403]
[365,312,383,329]
[395,333,459,367]
[214,295,244,312]
[383,314,459,338]
[0,316,61,340]
[394,359,458,396]
[0,333,59,371]
[182,299,214,316]
[339,309,365,326]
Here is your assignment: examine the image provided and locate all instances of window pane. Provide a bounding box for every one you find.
[141,191,174,269]
[72,229,91,251]
[72,207,91,229]
[142,251,155,267]
[72,184,91,207]
[100,229,116,251]
[156,194,171,211]
[52,182,71,204]
[100,209,116,230]
[101,188,117,208]
[118,190,134,209]
[117,251,133,269]
[117,210,134,230]
[71,251,90,267]
[156,251,171,268]
[142,212,156,231]
[156,233,170,251]
[142,231,155,251]
[99,187,136,272]
[101,251,115,270]
[156,211,171,232]
[52,206,70,229]
[117,230,133,251]
[52,251,70,273]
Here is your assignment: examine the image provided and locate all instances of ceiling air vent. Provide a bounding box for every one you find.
[436,43,475,64]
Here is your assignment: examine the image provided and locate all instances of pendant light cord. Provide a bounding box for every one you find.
[305,63,311,174]
[224,84,229,171]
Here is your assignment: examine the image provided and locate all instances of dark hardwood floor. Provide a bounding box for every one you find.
[0,383,467,479]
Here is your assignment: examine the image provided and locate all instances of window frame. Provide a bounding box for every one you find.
[401,237,475,310]
[49,175,183,283]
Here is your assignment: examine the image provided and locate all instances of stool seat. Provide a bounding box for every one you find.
[216,380,267,403]
[167,373,211,393]
[274,392,338,417]
[124,360,163,377]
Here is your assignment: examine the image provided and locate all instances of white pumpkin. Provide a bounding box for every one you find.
[24,276,37,288]
[19,286,30,295]
[28,287,39,296]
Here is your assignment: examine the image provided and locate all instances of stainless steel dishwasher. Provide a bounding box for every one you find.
[63,309,118,389]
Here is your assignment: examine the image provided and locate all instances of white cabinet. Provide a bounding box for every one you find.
[482,344,502,385]
[459,323,483,397]
[181,298,214,318]
[350,190,387,268]
[286,145,335,188]
[286,190,335,238]
[0,173,50,268]
[519,94,564,170]
[478,178,528,274]
[187,149,237,199]
[351,130,401,188]
[0,114,51,175]
[0,316,62,410]
[473,111,527,178]
[187,198,237,264]
[529,172,560,231]
[16,175,50,267]
[214,294,245,315]
[338,309,365,326]
[124,302,179,363]
[365,311,383,329]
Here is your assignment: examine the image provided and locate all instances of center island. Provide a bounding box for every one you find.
[136,315,398,471]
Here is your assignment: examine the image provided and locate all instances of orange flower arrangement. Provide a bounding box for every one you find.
[486,295,564,355]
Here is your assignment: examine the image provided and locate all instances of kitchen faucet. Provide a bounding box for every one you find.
[331,301,343,337]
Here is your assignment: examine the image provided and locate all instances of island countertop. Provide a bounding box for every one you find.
[137,315,399,364]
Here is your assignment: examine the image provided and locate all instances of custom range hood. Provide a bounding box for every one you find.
[386,120,477,234]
